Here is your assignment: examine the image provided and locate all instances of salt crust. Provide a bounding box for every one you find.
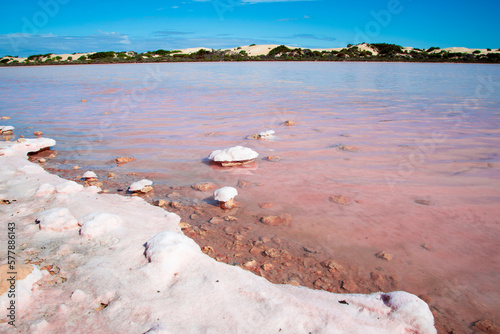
[0,138,436,333]
[0,265,42,313]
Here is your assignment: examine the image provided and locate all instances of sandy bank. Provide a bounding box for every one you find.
[0,136,437,333]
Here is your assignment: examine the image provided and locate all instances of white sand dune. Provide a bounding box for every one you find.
[0,136,436,333]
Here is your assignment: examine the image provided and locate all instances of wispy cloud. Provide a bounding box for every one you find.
[292,34,336,42]
[0,31,134,56]
[0,32,276,57]
[153,30,193,36]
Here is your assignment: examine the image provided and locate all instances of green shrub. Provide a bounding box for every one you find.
[88,51,115,59]
[78,55,87,61]
[472,50,481,54]
[27,54,44,61]
[268,45,292,57]
[370,43,403,55]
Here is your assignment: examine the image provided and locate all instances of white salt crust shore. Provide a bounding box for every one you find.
[0,138,436,333]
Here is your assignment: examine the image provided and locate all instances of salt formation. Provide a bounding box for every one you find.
[82,171,98,180]
[258,130,275,139]
[213,186,238,209]
[129,179,153,193]
[79,212,122,239]
[247,130,276,140]
[0,125,14,134]
[36,207,79,231]
[209,145,259,166]
[0,138,437,333]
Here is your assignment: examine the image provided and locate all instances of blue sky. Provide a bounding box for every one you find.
[1,0,499,57]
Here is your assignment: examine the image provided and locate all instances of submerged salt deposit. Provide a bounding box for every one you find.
[0,138,437,333]
[129,179,153,192]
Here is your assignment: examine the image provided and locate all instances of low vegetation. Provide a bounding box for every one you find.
[1,43,499,66]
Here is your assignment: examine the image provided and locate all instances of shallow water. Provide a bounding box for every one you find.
[1,62,500,330]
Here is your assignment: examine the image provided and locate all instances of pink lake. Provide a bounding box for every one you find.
[1,62,499,331]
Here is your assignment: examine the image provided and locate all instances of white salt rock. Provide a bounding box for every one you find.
[36,208,79,231]
[0,125,14,134]
[70,289,87,302]
[382,291,436,334]
[129,179,153,192]
[209,146,259,162]
[35,183,56,197]
[80,212,122,239]
[259,130,275,137]
[82,171,98,179]
[145,231,200,264]
[56,181,84,194]
[214,187,238,202]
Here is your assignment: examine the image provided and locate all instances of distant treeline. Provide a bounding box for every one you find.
[2,43,500,66]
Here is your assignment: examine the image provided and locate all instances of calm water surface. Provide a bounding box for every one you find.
[1,62,500,329]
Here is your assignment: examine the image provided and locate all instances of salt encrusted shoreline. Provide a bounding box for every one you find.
[0,137,436,333]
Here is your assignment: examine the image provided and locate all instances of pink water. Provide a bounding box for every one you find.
[2,62,500,330]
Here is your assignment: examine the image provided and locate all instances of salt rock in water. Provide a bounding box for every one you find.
[0,125,14,134]
[258,130,275,139]
[129,179,153,193]
[247,130,276,140]
[209,146,259,167]
[376,251,393,261]
[115,156,136,165]
[82,171,98,180]
[79,212,122,239]
[36,207,79,231]
[214,186,238,209]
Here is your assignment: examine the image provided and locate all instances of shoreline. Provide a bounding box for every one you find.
[2,58,500,67]
[0,135,439,333]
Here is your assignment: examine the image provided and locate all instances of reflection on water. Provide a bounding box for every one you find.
[1,62,500,328]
